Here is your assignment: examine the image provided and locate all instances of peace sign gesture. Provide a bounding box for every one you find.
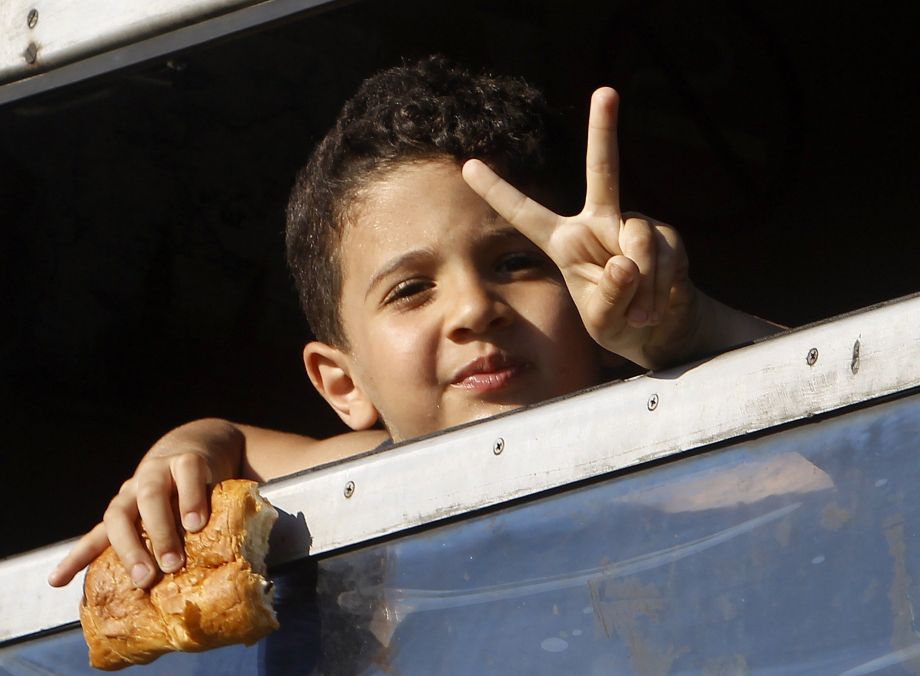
[462,87,702,369]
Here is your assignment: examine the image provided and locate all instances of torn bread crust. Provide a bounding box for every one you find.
[80,480,279,671]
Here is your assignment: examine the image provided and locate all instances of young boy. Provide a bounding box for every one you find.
[49,56,777,590]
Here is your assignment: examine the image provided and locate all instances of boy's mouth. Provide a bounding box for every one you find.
[450,354,528,393]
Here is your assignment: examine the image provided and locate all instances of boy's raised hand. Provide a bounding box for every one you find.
[463,87,702,369]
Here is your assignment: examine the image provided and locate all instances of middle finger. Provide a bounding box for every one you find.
[619,216,657,325]
[135,472,185,574]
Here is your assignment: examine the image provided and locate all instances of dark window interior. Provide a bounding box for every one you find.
[1,0,918,558]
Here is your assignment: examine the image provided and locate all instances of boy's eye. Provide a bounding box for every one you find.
[496,251,547,274]
[383,279,433,306]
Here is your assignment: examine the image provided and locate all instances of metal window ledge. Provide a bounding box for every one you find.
[0,0,339,106]
[1,293,919,643]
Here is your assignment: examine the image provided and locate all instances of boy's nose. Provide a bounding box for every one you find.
[445,278,512,340]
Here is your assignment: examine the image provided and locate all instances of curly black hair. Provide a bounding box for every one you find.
[285,55,550,347]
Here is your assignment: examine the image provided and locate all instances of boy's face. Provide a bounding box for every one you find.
[317,160,602,441]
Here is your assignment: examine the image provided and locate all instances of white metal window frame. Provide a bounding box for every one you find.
[0,0,339,106]
[2,293,918,643]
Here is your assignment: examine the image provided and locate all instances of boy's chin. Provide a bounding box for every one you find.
[385,401,523,443]
[442,400,529,436]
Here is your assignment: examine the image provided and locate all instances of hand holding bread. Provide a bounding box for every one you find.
[49,419,246,590]
[80,480,279,670]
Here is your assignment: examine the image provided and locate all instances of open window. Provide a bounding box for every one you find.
[1,0,918,672]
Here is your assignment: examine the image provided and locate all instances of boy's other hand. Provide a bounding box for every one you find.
[462,87,702,370]
[48,420,243,589]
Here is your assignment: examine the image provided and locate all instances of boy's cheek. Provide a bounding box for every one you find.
[369,320,440,368]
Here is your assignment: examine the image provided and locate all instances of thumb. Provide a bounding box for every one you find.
[584,256,640,342]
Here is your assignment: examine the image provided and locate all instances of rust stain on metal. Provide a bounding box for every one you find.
[820,502,852,531]
[24,42,39,65]
[702,654,749,675]
[773,516,792,547]
[884,517,920,674]
[588,577,688,673]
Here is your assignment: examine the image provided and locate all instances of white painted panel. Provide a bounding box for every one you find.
[0,541,84,641]
[0,0,257,82]
[2,294,919,642]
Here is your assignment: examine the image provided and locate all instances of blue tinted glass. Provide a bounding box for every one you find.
[0,629,263,674]
[3,393,919,675]
[308,393,920,674]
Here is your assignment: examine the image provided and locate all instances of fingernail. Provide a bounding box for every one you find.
[184,512,204,531]
[609,258,635,284]
[131,563,150,585]
[160,552,182,572]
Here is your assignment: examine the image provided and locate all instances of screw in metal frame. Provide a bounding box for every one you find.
[806,348,819,366]
[24,43,38,64]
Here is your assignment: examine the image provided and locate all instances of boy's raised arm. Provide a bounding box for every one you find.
[48,420,386,588]
[462,87,780,370]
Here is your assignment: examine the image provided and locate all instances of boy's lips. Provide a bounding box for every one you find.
[450,353,529,392]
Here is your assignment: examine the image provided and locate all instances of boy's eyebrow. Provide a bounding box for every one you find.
[477,225,544,253]
[365,249,435,299]
[480,225,531,245]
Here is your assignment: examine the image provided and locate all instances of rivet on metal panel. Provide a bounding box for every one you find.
[492,438,505,455]
[27,9,39,29]
[647,393,659,411]
[851,339,860,374]
[24,42,38,65]
[343,481,355,499]
[806,348,819,366]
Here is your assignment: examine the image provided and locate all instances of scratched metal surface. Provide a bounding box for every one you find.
[2,392,918,674]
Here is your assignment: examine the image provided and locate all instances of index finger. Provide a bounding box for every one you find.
[461,159,560,251]
[584,87,622,217]
[48,522,109,587]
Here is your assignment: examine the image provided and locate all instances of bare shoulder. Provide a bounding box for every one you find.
[298,429,391,468]
[238,425,389,481]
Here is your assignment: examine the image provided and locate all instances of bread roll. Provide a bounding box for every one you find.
[80,479,279,670]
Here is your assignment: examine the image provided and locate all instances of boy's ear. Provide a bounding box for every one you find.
[303,341,379,430]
